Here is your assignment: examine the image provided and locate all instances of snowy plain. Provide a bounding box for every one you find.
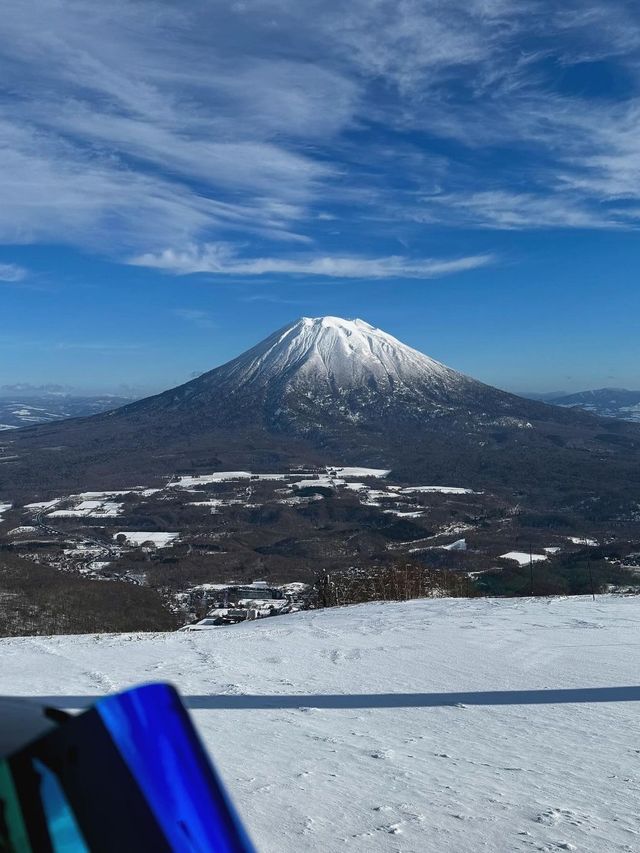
[113,531,179,547]
[500,551,549,566]
[1,596,639,852]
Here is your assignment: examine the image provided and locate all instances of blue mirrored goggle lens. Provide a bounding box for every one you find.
[0,683,255,853]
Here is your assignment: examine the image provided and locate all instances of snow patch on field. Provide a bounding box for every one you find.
[188,498,245,513]
[500,551,548,565]
[49,500,123,518]
[171,472,286,488]
[326,467,391,478]
[277,495,323,505]
[171,467,389,490]
[442,538,467,551]
[0,596,638,853]
[76,490,133,500]
[0,502,12,521]
[293,477,345,490]
[401,485,476,495]
[360,489,392,503]
[24,499,61,510]
[114,531,179,547]
[569,537,599,546]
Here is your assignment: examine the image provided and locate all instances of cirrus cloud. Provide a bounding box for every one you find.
[0,263,28,282]
[0,0,639,265]
[131,242,495,279]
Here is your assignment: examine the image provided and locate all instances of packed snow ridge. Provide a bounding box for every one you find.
[215,316,464,392]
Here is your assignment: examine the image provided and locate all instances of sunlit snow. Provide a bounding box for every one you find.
[500,551,548,565]
[1,596,637,852]
[114,531,179,547]
[401,486,476,495]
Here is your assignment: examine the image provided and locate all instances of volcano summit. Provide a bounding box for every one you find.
[210,315,458,392]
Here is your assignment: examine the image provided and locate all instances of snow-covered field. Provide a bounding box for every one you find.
[114,531,179,547]
[1,596,638,851]
[49,499,123,518]
[500,550,548,565]
[328,467,391,478]
[400,486,477,495]
[170,467,390,489]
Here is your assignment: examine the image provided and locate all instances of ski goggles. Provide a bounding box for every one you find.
[0,683,255,852]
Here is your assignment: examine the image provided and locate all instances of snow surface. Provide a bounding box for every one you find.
[400,486,476,495]
[293,477,346,490]
[1,597,639,852]
[76,490,133,500]
[24,499,61,510]
[214,316,464,393]
[328,467,391,479]
[114,531,179,547]
[49,500,123,518]
[569,537,599,547]
[0,502,11,521]
[500,551,548,565]
[441,538,467,551]
[171,468,388,489]
[171,472,287,488]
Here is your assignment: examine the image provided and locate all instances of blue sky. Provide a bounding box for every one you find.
[1,0,640,394]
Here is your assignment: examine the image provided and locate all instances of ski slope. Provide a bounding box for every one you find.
[1,596,639,852]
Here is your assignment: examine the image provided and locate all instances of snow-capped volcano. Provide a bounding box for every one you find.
[6,313,640,500]
[164,314,496,431]
[86,314,568,434]
[213,316,462,395]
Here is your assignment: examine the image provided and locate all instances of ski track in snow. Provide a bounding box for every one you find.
[1,596,640,852]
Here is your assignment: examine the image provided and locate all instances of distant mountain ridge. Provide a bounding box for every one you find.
[0,394,135,430]
[543,388,640,423]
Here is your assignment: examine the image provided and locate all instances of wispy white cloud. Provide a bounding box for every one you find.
[173,308,216,329]
[0,2,345,251]
[53,342,144,351]
[0,0,639,258]
[131,242,495,279]
[0,262,27,282]
[410,190,629,231]
[0,116,314,250]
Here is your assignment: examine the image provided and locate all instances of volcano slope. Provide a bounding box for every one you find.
[3,317,640,521]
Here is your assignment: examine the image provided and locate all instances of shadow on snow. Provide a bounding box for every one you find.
[9,685,640,710]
